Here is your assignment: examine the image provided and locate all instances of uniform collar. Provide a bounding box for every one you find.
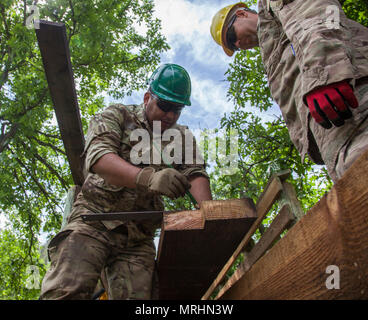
[135,103,150,129]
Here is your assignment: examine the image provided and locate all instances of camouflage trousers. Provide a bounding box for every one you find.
[40,218,158,300]
[334,79,368,181]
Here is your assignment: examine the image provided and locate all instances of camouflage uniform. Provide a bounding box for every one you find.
[40,103,208,299]
[258,0,368,181]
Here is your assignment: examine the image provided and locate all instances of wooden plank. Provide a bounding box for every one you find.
[157,198,257,300]
[201,174,284,300]
[161,210,204,231]
[218,149,368,300]
[35,20,85,186]
[216,204,295,299]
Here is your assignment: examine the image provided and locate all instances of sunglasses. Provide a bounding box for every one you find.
[151,93,184,114]
[225,14,239,52]
[225,8,252,52]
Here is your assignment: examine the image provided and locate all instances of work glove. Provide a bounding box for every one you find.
[306,81,359,129]
[135,167,191,199]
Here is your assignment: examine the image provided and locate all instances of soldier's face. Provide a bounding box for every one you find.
[144,92,181,132]
[232,11,259,50]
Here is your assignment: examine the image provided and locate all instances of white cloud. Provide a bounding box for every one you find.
[154,0,230,67]
[190,74,232,114]
[123,1,280,130]
[149,0,240,129]
[0,212,10,230]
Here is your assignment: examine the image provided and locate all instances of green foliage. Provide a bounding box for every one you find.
[0,0,168,299]
[226,47,273,112]
[341,0,368,27]
[0,228,47,300]
[216,110,333,213]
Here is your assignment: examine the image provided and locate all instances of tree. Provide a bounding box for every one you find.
[0,0,169,299]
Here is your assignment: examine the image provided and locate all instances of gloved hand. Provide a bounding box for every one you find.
[306,81,359,129]
[135,167,191,199]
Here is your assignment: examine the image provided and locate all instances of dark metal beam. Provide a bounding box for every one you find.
[81,211,167,222]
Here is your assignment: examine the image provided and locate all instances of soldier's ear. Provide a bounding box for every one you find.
[143,92,151,106]
[236,9,248,18]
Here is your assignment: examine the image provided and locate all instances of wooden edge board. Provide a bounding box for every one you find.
[201,176,283,300]
[218,149,368,300]
[215,204,295,299]
[157,198,257,263]
[163,210,204,231]
[201,198,257,221]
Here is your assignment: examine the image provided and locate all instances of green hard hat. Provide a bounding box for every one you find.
[147,64,191,106]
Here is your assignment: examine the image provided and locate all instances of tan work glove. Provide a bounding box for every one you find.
[135,167,191,199]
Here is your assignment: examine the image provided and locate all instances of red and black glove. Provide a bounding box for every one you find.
[306,81,359,129]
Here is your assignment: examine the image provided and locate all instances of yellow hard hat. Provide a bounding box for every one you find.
[210,2,247,57]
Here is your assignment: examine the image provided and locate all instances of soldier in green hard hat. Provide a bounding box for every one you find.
[40,63,212,300]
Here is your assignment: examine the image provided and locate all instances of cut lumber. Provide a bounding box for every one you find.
[216,204,295,298]
[201,172,285,300]
[218,149,368,300]
[35,20,85,186]
[157,198,257,300]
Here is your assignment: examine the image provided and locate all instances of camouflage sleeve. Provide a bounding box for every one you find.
[177,126,210,180]
[83,105,124,173]
[269,0,368,98]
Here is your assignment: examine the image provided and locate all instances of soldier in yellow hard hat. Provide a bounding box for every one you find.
[210,1,368,183]
[210,2,258,57]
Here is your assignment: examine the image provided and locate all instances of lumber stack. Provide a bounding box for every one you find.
[217,149,368,300]
[157,198,257,300]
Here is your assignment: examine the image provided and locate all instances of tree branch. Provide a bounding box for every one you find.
[17,87,48,119]
[36,129,61,140]
[13,167,35,266]
[29,135,66,156]
[68,0,77,41]
[19,140,69,191]
[10,148,50,201]
[11,148,64,217]
[0,89,48,153]
[0,123,19,153]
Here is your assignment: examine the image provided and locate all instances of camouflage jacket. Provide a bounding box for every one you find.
[258,0,368,178]
[68,103,209,240]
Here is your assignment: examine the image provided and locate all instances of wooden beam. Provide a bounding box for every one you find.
[157,198,257,300]
[201,172,285,300]
[215,204,295,298]
[218,149,368,299]
[35,20,85,186]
